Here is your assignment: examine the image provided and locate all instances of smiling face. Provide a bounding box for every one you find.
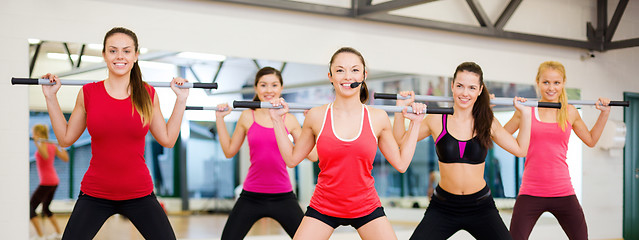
[328,52,367,97]
[254,74,283,102]
[451,70,483,109]
[536,68,565,102]
[102,32,139,78]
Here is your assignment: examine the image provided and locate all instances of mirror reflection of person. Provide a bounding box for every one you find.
[269,47,426,240]
[394,62,532,239]
[505,61,610,240]
[215,67,314,239]
[30,124,69,240]
[41,27,188,239]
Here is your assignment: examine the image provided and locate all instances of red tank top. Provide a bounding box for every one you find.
[311,104,380,218]
[81,81,154,200]
[35,143,59,186]
[519,107,575,197]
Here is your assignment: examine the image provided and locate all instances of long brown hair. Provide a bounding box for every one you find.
[329,47,368,104]
[103,27,152,126]
[536,61,568,131]
[252,67,283,101]
[453,62,493,149]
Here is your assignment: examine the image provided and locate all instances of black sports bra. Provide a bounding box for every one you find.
[435,114,487,164]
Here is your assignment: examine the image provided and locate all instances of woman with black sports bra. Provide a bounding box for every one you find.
[394,62,532,240]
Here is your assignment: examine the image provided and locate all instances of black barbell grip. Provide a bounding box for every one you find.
[192,82,218,89]
[373,93,399,100]
[536,102,562,109]
[11,77,39,85]
[233,101,263,109]
[185,106,204,110]
[426,107,454,115]
[609,101,629,107]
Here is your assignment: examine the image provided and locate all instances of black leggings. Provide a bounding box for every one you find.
[62,192,176,240]
[510,194,587,240]
[410,185,512,240]
[30,185,58,219]
[221,190,304,240]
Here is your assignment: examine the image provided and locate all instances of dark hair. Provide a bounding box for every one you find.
[329,47,368,104]
[252,67,283,101]
[453,62,493,149]
[103,27,152,125]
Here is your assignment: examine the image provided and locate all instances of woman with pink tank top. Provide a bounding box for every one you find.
[30,124,69,240]
[268,47,426,240]
[504,61,610,240]
[215,67,313,239]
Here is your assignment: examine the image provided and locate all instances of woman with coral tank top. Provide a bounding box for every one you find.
[40,27,189,239]
[504,61,610,240]
[269,47,427,240]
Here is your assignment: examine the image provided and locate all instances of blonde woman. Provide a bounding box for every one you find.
[506,61,610,240]
[30,124,68,240]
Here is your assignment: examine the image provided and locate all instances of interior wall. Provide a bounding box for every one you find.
[1,0,637,239]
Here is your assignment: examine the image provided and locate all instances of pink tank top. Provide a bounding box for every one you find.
[311,104,380,218]
[35,143,59,186]
[519,107,575,197]
[243,111,293,193]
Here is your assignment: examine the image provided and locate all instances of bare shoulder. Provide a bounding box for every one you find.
[567,104,580,116]
[303,104,329,129]
[492,116,503,127]
[237,109,253,128]
[284,112,301,128]
[424,114,439,127]
[367,106,390,121]
[306,104,328,119]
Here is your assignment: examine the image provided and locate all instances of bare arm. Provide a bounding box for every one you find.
[33,139,49,159]
[41,74,87,148]
[149,78,189,148]
[287,114,318,162]
[571,99,611,147]
[55,146,69,162]
[492,100,532,157]
[503,109,522,134]
[378,104,425,173]
[216,106,248,158]
[270,99,317,168]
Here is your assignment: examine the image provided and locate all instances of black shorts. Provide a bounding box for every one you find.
[305,206,386,229]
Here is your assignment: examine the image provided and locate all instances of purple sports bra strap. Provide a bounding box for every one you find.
[435,114,448,144]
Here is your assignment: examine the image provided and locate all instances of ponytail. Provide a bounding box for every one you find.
[360,81,369,104]
[129,61,152,125]
[556,88,568,131]
[473,83,493,149]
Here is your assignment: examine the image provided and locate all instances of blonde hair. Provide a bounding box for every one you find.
[32,124,49,139]
[536,61,568,131]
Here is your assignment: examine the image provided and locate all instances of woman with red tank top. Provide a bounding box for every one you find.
[215,67,313,239]
[269,47,426,240]
[504,61,610,240]
[29,124,69,240]
[40,27,189,240]
[394,62,532,240]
